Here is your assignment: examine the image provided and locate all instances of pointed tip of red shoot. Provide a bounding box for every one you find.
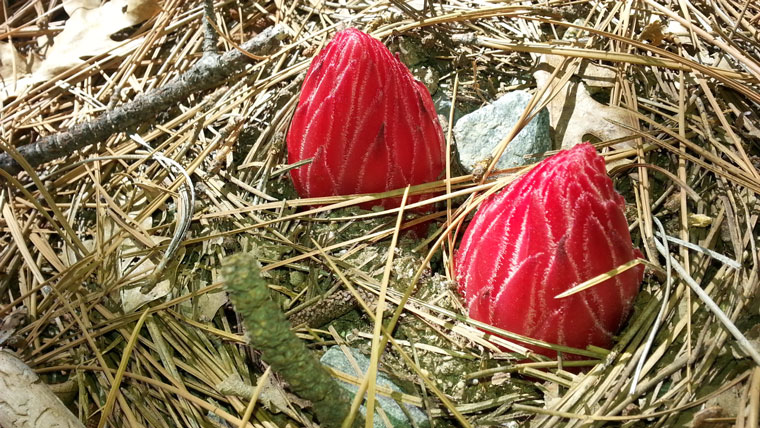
[286,28,444,210]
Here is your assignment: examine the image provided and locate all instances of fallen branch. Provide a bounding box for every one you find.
[222,254,362,427]
[0,24,287,177]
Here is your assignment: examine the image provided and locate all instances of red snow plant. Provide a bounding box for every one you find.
[286,28,444,209]
[455,143,644,358]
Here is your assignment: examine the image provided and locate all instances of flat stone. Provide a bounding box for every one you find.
[410,64,439,95]
[453,90,552,173]
[320,346,429,428]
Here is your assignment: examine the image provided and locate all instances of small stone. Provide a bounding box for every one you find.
[395,38,428,66]
[320,346,429,428]
[289,271,306,287]
[453,90,552,173]
[410,64,439,95]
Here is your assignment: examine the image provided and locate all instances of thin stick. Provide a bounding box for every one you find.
[0,25,286,176]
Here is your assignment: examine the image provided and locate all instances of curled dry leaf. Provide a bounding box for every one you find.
[0,0,159,100]
[534,54,638,149]
[639,20,666,46]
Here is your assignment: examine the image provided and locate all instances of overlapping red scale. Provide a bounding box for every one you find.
[456,143,644,358]
[287,28,444,209]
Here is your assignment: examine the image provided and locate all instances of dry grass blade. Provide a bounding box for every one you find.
[553,258,651,299]
[361,187,408,428]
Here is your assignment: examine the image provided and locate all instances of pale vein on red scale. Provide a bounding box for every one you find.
[287,28,444,209]
[455,143,644,359]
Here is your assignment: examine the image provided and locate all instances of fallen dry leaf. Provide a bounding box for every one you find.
[0,309,26,346]
[534,54,638,149]
[121,279,171,313]
[0,42,32,81]
[639,20,666,46]
[692,406,729,428]
[38,0,160,78]
[1,0,159,100]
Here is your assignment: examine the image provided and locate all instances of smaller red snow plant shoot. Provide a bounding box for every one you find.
[455,143,644,359]
[286,28,445,210]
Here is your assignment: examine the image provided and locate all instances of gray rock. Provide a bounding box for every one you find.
[433,91,466,125]
[395,38,428,66]
[320,346,429,428]
[453,90,552,173]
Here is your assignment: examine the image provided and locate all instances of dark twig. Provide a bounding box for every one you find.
[0,25,287,177]
[288,288,379,328]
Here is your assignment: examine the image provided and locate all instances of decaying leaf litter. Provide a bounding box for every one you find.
[0,0,759,427]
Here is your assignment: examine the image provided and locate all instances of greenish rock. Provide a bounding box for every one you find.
[320,346,430,428]
[453,90,552,173]
[289,271,306,287]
